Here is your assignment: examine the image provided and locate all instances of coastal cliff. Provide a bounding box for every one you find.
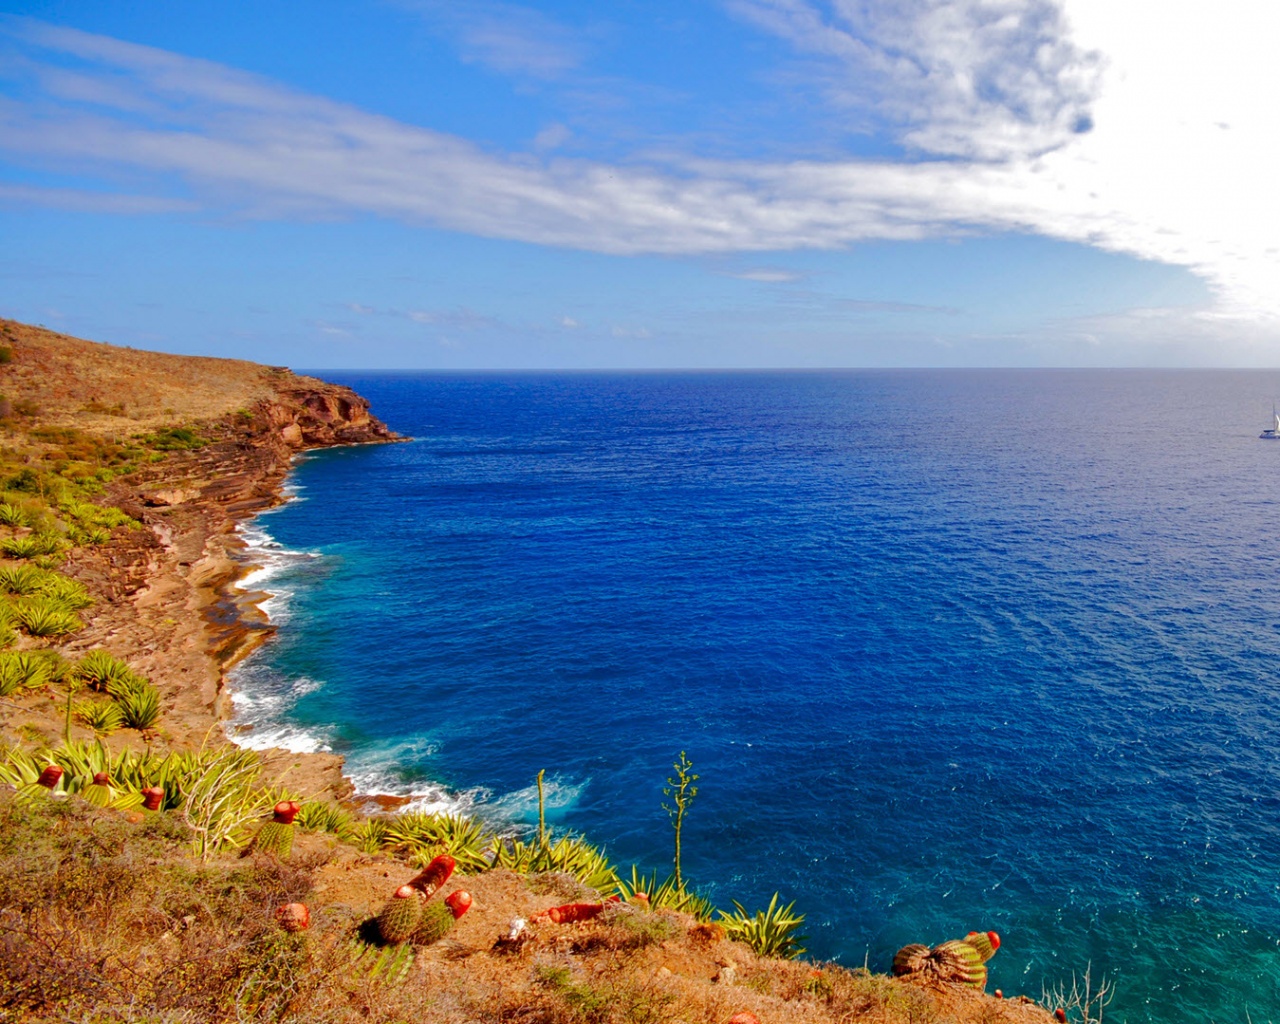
[0,319,1061,1024]
[0,318,398,794]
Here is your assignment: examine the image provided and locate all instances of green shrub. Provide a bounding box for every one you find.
[144,426,207,451]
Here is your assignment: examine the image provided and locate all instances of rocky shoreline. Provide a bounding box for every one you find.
[0,318,403,802]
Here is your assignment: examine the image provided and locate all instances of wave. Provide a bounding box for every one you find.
[224,496,498,821]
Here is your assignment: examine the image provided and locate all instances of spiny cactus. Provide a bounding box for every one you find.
[253,800,301,859]
[892,938,988,989]
[408,854,455,898]
[964,930,1000,962]
[415,889,471,945]
[378,885,423,944]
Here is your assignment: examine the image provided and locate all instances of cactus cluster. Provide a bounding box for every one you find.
[892,929,1000,990]
[253,801,301,859]
[376,873,472,946]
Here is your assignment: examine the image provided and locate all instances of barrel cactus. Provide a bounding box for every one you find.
[964,930,1000,962]
[892,937,988,989]
[378,885,423,944]
[253,800,301,859]
[415,890,471,945]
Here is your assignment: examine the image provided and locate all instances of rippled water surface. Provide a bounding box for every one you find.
[229,370,1280,1022]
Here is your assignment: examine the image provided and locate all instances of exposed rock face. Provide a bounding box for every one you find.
[264,383,395,448]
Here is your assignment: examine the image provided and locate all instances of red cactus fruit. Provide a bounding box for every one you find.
[37,765,63,788]
[92,772,110,786]
[444,890,472,918]
[1055,1010,1067,1023]
[994,989,1003,999]
[408,854,455,897]
[275,902,311,932]
[142,786,165,810]
[544,902,605,924]
[727,1013,761,1024]
[272,800,301,824]
[631,892,651,909]
[987,930,1001,951]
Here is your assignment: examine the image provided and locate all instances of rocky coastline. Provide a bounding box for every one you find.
[0,317,401,800]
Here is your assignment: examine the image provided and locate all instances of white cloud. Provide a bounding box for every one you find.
[3,9,1280,338]
[559,315,582,328]
[724,0,1101,160]
[729,268,805,282]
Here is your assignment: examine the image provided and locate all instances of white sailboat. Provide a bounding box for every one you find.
[1261,406,1280,439]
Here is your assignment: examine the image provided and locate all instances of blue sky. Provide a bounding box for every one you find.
[0,1,1274,368]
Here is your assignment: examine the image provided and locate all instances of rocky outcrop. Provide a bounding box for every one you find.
[263,380,397,449]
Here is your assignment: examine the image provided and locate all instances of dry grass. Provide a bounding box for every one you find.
[0,792,1057,1024]
[0,318,314,433]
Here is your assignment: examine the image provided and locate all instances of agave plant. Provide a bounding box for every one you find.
[0,503,31,527]
[0,564,47,594]
[0,537,38,559]
[0,651,53,697]
[116,679,162,730]
[30,533,67,556]
[295,800,357,839]
[73,650,136,693]
[383,811,493,873]
[38,574,92,610]
[14,598,83,637]
[75,699,125,735]
[350,818,394,855]
[490,832,621,893]
[718,893,806,959]
[615,865,714,919]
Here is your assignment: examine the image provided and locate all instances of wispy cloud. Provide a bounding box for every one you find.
[727,267,805,283]
[390,1,585,79]
[2,10,1279,332]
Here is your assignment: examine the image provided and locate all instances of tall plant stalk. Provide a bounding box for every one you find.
[536,768,547,849]
[662,751,699,891]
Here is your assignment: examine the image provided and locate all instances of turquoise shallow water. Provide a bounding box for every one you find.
[229,370,1280,1022]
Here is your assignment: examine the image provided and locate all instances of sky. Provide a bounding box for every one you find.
[0,0,1277,369]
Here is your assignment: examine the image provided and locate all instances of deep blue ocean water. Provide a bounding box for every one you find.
[228,371,1280,1023]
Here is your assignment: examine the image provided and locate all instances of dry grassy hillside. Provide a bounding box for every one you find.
[0,318,300,433]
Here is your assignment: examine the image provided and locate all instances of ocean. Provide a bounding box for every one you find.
[227,370,1280,1022]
